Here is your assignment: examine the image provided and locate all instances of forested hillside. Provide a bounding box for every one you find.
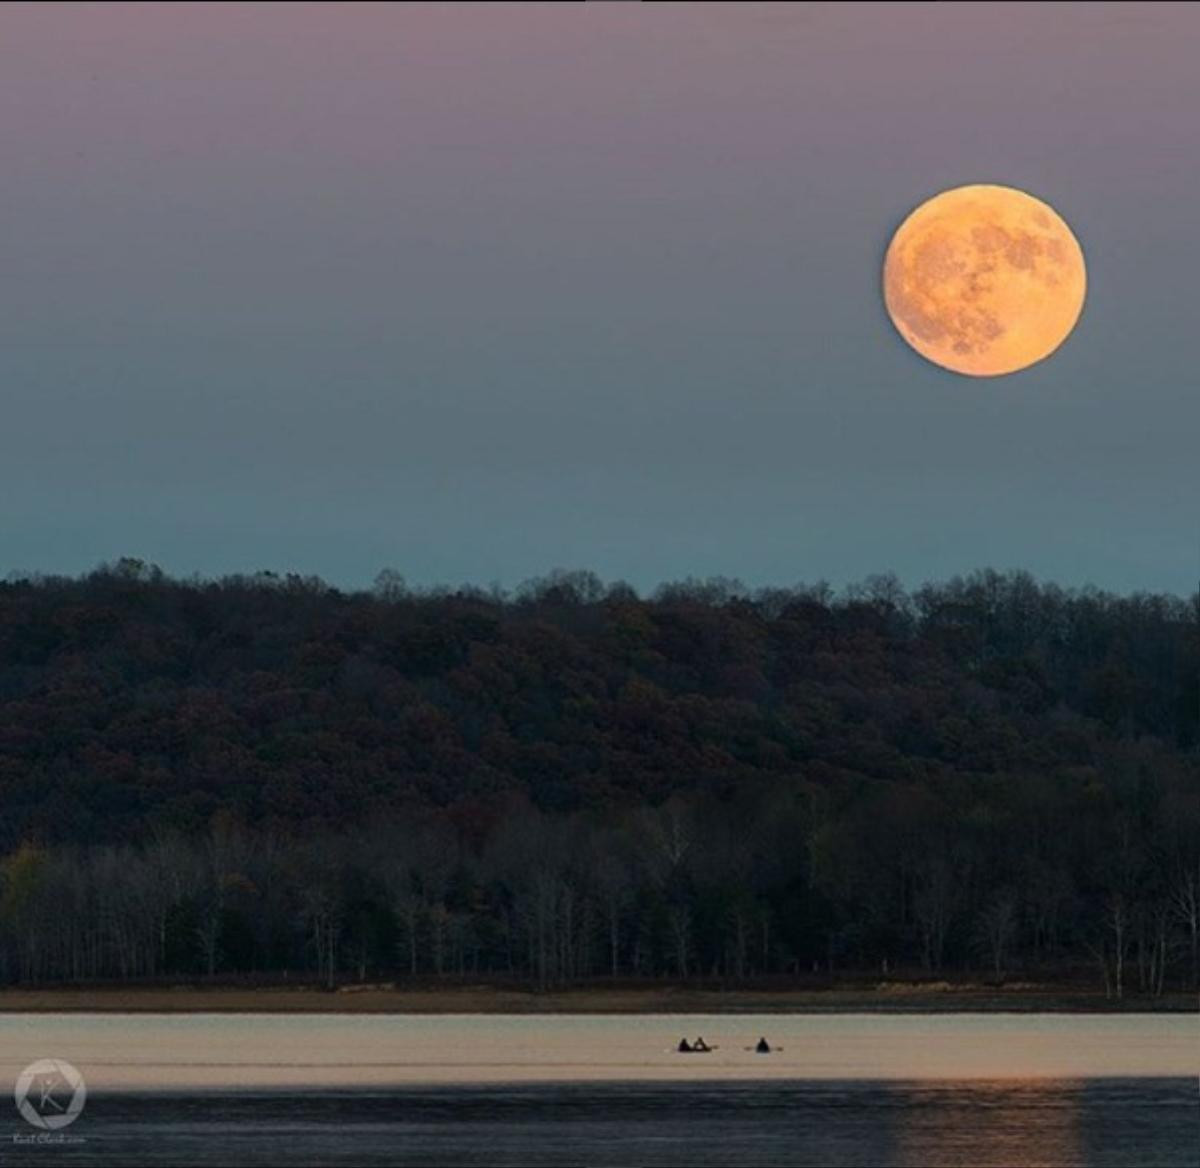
[0,560,1196,992]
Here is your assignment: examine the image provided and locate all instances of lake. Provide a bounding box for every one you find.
[1,1013,1196,1166]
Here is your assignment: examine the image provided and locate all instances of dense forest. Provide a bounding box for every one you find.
[0,559,1197,996]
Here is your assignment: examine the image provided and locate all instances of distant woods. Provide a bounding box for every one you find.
[0,560,1197,994]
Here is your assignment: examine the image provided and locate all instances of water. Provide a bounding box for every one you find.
[1,1014,1196,1166]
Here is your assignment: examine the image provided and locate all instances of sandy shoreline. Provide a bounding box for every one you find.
[0,984,1195,1014]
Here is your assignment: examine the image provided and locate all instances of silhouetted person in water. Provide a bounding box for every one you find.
[755,1037,771,1054]
[693,1036,711,1052]
[677,1038,692,1053]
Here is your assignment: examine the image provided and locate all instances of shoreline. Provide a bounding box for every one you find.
[1,984,1195,1015]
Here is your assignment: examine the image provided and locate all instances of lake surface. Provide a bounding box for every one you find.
[1,1014,1196,1166]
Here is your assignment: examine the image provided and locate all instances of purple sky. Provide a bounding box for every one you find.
[1,3,1196,593]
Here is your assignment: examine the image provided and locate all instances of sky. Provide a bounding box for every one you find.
[0,2,1196,595]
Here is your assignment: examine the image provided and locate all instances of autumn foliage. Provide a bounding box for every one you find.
[0,561,1195,991]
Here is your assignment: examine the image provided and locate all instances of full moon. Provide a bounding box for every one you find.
[883,184,1086,377]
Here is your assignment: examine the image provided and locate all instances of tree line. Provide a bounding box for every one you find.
[1,778,1196,997]
[0,560,1196,993]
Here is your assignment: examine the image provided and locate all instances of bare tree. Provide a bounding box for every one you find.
[593,852,630,978]
[914,856,957,972]
[1086,892,1130,1000]
[1170,855,1199,990]
[302,884,342,990]
[974,892,1018,981]
[667,900,692,979]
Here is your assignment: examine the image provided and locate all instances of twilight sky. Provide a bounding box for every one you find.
[1,2,1196,594]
